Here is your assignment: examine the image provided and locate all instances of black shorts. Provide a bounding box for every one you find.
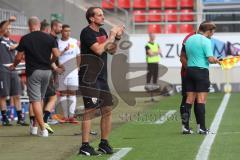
[79,76,113,109]
[0,71,22,97]
[186,67,210,92]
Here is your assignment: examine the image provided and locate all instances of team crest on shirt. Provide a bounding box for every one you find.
[91,97,98,104]
[69,43,75,49]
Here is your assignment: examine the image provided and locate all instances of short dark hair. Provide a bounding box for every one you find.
[40,19,49,31]
[62,24,70,30]
[0,20,8,29]
[51,19,61,28]
[199,21,216,32]
[86,7,102,24]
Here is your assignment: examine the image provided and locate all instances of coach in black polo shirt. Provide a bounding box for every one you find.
[78,7,124,156]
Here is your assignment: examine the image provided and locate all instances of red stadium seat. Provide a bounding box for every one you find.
[148,10,162,22]
[133,0,147,9]
[148,24,162,33]
[164,0,178,9]
[180,9,194,21]
[149,0,162,9]
[179,24,194,33]
[163,24,177,33]
[10,35,22,42]
[164,9,177,22]
[118,0,131,9]
[102,0,115,9]
[133,10,146,22]
[180,0,194,8]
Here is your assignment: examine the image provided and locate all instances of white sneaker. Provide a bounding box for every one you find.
[197,128,209,135]
[39,129,48,137]
[182,125,194,134]
[30,126,38,135]
[47,119,59,125]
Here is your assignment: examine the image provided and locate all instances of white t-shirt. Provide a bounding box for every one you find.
[58,38,80,78]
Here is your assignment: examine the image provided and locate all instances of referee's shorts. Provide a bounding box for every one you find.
[185,67,210,92]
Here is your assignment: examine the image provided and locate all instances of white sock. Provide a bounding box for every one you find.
[59,96,68,118]
[68,95,76,118]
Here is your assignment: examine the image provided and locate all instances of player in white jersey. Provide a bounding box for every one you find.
[57,24,81,123]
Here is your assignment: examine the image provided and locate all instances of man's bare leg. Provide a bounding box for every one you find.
[32,101,45,130]
[100,106,112,140]
[82,108,96,143]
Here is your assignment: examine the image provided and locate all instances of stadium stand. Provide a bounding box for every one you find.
[180,0,194,8]
[180,9,194,21]
[148,24,161,33]
[163,24,177,33]
[100,0,197,33]
[148,9,162,22]
[164,0,178,9]
[9,0,237,35]
[133,0,147,9]
[149,0,162,9]
[164,9,178,22]
[179,24,194,33]
[102,0,115,9]
[118,0,131,9]
[133,10,146,22]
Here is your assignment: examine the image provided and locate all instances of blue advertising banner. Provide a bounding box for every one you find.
[203,0,240,4]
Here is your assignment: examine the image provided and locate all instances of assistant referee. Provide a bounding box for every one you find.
[184,21,219,134]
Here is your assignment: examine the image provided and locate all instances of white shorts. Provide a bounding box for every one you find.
[57,76,79,91]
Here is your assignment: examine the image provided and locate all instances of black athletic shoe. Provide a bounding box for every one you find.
[98,141,114,154]
[182,126,194,134]
[17,120,29,126]
[2,119,12,126]
[79,144,100,156]
[198,128,209,135]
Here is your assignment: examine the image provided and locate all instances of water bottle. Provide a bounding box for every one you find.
[10,106,14,121]
[22,106,25,120]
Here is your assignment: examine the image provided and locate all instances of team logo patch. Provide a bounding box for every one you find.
[91,97,98,104]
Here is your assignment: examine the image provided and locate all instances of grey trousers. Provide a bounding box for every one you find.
[27,70,52,102]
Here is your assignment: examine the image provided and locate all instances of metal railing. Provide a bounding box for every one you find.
[0,8,28,35]
[0,8,27,26]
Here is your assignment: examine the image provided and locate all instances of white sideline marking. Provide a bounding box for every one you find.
[108,148,132,160]
[155,110,176,124]
[196,93,231,160]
